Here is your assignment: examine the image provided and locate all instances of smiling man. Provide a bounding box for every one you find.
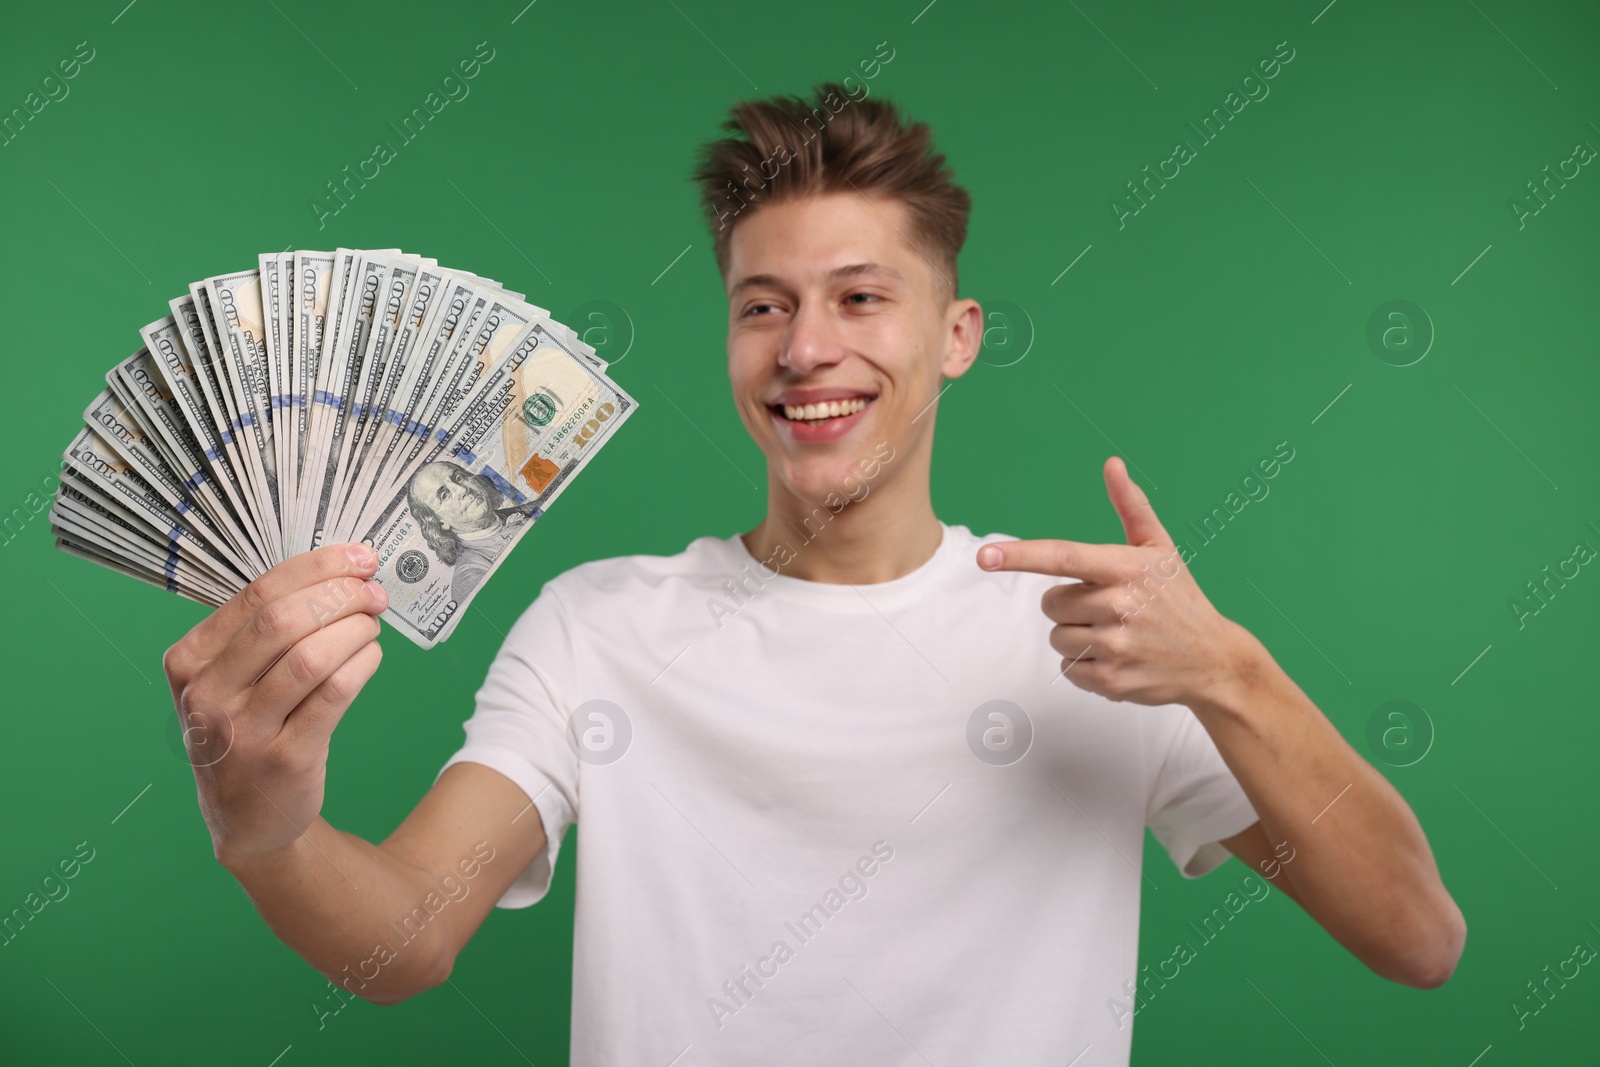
[163,81,1465,1065]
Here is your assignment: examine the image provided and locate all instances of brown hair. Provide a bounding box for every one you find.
[691,80,971,298]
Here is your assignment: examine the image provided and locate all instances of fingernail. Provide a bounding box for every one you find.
[978,545,1001,570]
[347,544,376,568]
[369,579,389,609]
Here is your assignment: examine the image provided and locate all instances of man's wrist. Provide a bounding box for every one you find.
[1188,618,1275,726]
[217,823,319,879]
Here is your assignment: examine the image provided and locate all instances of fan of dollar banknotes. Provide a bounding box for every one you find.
[52,248,637,649]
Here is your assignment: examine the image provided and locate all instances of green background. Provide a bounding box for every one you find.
[2,0,1596,1062]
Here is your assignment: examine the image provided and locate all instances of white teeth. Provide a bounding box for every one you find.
[782,397,868,422]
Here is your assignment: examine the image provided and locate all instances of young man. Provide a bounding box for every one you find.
[163,82,1465,1064]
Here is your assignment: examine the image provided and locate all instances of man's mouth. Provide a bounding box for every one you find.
[769,396,874,427]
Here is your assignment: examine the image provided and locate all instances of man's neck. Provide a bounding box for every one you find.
[740,469,943,585]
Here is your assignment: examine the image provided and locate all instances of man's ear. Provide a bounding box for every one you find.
[940,297,983,381]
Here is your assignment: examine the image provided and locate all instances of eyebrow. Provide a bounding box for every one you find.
[728,262,906,300]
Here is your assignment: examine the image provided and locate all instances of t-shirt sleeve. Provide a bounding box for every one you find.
[434,580,581,909]
[1144,706,1260,879]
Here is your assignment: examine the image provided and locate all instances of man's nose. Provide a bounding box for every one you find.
[778,300,842,375]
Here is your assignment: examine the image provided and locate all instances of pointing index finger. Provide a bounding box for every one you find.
[977,539,1127,584]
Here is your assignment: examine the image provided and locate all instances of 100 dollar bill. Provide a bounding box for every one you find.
[362,324,636,647]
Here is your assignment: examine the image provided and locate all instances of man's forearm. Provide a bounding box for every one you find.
[222,817,456,1004]
[1187,621,1466,987]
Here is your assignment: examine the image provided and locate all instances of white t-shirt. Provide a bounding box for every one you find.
[437,521,1259,1065]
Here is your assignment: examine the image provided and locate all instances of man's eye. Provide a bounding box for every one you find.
[742,302,777,317]
[846,292,880,306]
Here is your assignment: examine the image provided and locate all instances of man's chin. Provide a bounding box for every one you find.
[771,457,871,504]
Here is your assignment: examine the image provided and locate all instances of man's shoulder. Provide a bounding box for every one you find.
[543,533,741,600]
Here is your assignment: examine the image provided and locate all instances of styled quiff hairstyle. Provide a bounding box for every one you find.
[691,80,971,299]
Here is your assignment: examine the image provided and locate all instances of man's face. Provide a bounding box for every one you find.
[724,192,978,503]
[415,464,495,532]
